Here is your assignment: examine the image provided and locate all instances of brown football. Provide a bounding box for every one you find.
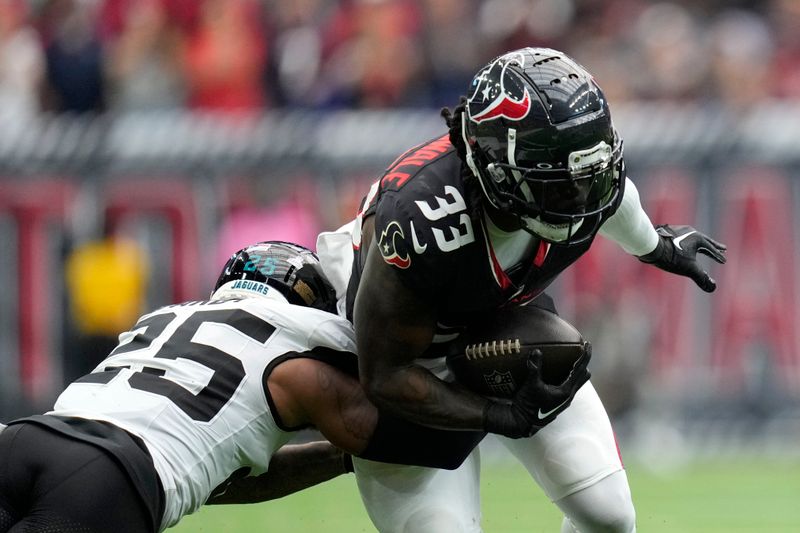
[446,305,587,398]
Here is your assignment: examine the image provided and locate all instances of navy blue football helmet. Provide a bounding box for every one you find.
[212,241,337,313]
[462,47,625,246]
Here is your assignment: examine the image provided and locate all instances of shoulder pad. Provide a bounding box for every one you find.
[373,171,479,293]
[380,135,454,193]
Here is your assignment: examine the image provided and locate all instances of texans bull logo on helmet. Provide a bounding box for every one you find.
[378,220,411,269]
[468,51,531,124]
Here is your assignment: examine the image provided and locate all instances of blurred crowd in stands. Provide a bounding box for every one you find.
[0,0,797,418]
[0,0,798,120]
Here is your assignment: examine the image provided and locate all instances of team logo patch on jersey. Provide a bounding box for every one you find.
[468,51,531,124]
[378,220,411,269]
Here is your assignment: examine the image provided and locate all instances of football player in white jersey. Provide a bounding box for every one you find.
[0,241,482,533]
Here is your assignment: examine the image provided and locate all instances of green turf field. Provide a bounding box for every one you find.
[169,458,800,532]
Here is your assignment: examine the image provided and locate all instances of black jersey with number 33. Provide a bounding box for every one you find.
[347,135,593,326]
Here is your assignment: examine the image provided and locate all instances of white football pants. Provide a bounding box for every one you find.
[353,382,635,533]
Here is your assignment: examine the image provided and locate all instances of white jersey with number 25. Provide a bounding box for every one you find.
[49,297,356,530]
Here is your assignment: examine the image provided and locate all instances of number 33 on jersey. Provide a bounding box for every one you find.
[377,183,476,270]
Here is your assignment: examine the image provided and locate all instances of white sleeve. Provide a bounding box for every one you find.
[598,177,659,256]
[316,219,357,318]
[307,315,357,354]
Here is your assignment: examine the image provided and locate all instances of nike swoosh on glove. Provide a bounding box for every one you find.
[483,344,592,439]
[637,224,727,292]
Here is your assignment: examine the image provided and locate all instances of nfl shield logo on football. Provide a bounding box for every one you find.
[483,370,515,396]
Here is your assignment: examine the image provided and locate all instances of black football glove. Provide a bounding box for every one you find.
[637,224,727,293]
[483,344,592,439]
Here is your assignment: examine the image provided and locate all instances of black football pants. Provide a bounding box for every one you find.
[0,422,153,533]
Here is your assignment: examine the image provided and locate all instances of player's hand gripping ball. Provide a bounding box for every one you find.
[447,305,589,399]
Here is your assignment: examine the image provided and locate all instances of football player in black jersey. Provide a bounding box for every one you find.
[317,47,726,532]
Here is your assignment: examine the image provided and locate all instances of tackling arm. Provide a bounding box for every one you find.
[206,441,351,504]
[265,354,484,470]
[267,357,378,455]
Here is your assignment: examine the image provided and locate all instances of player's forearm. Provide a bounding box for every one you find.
[206,442,351,505]
[598,177,659,256]
[354,236,489,430]
[364,365,489,431]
